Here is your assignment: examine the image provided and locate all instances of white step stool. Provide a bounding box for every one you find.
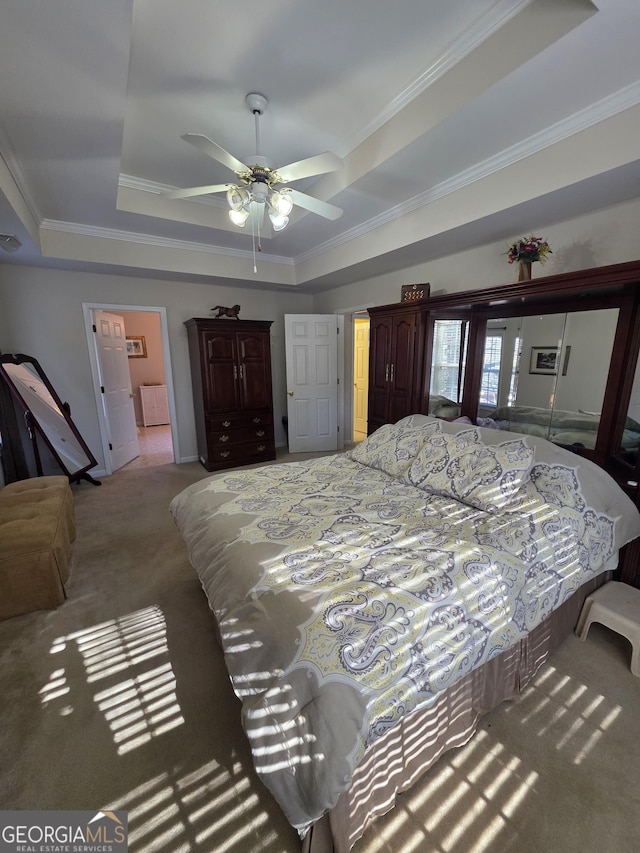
[575,581,640,676]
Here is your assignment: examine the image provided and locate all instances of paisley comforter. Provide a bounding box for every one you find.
[170,416,640,836]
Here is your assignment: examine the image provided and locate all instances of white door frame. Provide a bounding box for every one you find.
[83,302,179,475]
[334,304,370,443]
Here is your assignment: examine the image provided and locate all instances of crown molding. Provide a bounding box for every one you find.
[39,219,294,266]
[118,173,227,209]
[297,80,640,264]
[337,0,530,158]
[0,127,43,227]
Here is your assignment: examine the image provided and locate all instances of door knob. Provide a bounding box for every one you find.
[287,391,294,396]
[129,393,134,398]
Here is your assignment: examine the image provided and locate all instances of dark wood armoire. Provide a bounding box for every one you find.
[185,318,276,471]
[367,301,427,433]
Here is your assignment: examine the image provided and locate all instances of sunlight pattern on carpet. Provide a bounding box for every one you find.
[46,606,184,755]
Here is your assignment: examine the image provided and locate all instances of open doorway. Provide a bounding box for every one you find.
[353,314,369,443]
[119,310,173,468]
[83,303,179,475]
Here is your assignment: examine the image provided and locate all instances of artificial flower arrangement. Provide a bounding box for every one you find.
[506,235,552,264]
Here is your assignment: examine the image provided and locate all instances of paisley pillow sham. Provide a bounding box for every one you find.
[406,428,534,512]
[347,420,442,477]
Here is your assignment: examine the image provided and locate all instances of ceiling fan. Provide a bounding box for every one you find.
[165,93,343,232]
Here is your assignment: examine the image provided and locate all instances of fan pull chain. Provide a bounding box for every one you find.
[251,211,257,274]
[250,205,262,274]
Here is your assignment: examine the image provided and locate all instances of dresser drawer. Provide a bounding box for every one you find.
[208,424,274,446]
[202,439,276,471]
[206,411,273,431]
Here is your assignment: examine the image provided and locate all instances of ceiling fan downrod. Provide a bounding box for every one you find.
[246,93,268,157]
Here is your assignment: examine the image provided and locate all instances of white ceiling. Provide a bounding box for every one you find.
[1,0,639,292]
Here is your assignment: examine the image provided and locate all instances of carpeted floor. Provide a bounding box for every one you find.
[1,456,640,852]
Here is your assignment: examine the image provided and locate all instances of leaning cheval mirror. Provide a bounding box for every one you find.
[0,353,100,485]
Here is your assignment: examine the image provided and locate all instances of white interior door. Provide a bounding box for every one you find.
[285,314,338,453]
[353,317,369,439]
[94,310,139,471]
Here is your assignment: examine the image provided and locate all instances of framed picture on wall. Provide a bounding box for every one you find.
[529,346,558,375]
[126,335,147,358]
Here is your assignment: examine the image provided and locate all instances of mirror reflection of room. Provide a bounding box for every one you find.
[478,308,631,451]
[428,319,469,418]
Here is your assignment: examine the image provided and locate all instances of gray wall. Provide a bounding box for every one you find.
[0,266,313,469]
[313,197,640,314]
[1,194,639,474]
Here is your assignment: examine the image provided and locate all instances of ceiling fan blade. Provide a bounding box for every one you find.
[181,133,250,174]
[288,189,343,221]
[164,183,231,200]
[275,152,342,183]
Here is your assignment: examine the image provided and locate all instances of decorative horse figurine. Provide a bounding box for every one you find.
[211,304,241,319]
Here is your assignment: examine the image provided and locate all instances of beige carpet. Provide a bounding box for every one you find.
[1,456,640,853]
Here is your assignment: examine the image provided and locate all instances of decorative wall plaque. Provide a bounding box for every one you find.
[400,283,430,302]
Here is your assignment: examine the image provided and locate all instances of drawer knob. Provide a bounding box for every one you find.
[253,417,261,423]
[223,420,231,427]
[257,445,265,452]
[256,430,265,437]
[220,435,229,442]
[220,450,230,458]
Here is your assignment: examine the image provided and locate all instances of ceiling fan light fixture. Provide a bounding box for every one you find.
[268,211,289,231]
[269,190,293,217]
[229,208,250,227]
[226,186,251,211]
[251,182,269,205]
[172,93,342,249]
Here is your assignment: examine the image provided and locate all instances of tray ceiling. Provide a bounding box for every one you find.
[1,0,639,291]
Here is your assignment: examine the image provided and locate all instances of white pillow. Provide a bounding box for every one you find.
[406,429,534,512]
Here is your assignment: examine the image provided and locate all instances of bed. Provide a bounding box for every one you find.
[485,404,640,452]
[427,394,461,419]
[170,416,640,851]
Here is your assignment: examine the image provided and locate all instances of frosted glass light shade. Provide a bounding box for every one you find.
[226,186,251,211]
[229,208,250,226]
[269,212,289,231]
[270,191,293,216]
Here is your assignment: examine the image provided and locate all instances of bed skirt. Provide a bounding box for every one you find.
[302,575,605,853]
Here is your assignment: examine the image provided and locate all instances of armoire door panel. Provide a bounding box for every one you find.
[203,330,239,412]
[391,316,416,397]
[237,333,268,362]
[205,360,239,412]
[241,362,271,410]
[206,332,236,360]
[370,320,391,390]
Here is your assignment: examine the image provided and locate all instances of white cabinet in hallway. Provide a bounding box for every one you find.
[139,384,170,426]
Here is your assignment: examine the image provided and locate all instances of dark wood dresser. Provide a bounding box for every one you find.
[185,318,276,472]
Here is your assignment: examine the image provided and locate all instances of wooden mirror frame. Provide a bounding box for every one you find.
[0,353,101,485]
[412,262,640,471]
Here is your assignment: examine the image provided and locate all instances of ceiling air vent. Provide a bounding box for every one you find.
[0,234,22,253]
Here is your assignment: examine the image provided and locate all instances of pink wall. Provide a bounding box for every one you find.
[120,311,167,425]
